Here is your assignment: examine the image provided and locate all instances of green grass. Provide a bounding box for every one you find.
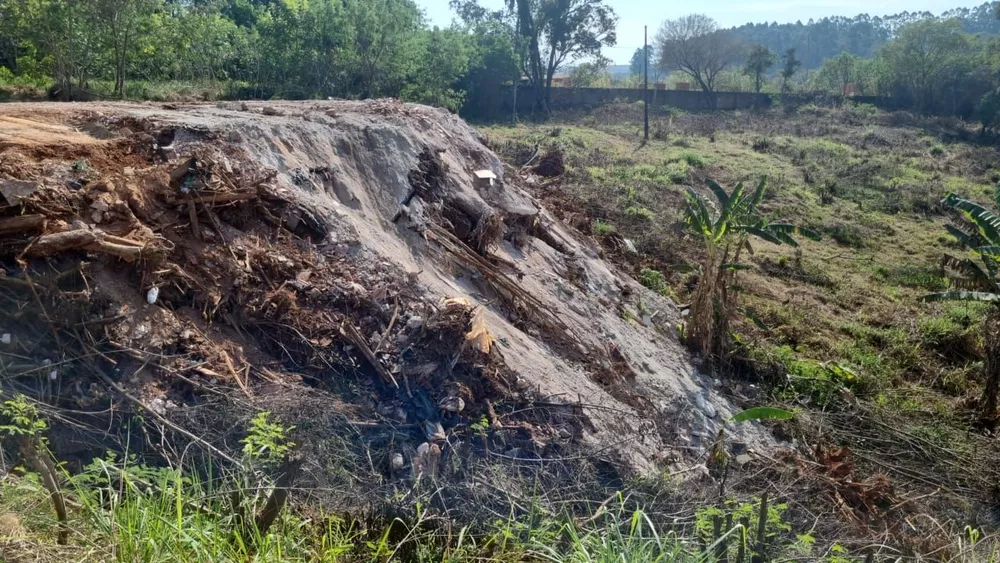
[480,105,1000,512]
[593,219,616,235]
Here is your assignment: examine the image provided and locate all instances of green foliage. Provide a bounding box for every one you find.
[695,498,791,549]
[683,177,819,360]
[744,44,778,95]
[780,48,801,93]
[592,219,616,235]
[629,47,647,76]
[532,504,703,563]
[570,57,612,88]
[242,411,295,465]
[679,150,705,168]
[625,205,655,221]
[730,406,794,423]
[923,191,1000,304]
[0,394,47,438]
[640,268,671,296]
[666,161,689,184]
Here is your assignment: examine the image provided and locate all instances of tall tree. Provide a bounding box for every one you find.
[505,0,617,114]
[780,47,801,93]
[878,18,971,111]
[743,44,776,100]
[629,46,644,75]
[94,0,160,96]
[657,14,739,108]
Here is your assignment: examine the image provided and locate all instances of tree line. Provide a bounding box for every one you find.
[727,3,1000,70]
[0,0,619,116]
[0,0,524,112]
[2,0,1000,124]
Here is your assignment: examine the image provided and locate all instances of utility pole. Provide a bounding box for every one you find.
[644,25,649,141]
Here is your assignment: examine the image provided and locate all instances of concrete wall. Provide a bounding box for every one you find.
[480,85,891,117]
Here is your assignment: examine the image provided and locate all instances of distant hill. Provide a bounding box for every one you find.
[607,65,633,79]
[728,1,1000,69]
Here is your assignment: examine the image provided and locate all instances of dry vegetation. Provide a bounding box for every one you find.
[483,100,1000,558]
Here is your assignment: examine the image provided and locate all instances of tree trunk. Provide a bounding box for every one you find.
[981,307,1000,421]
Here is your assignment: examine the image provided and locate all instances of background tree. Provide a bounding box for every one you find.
[629,46,644,75]
[569,55,610,87]
[812,51,859,95]
[877,18,971,111]
[743,44,776,101]
[402,27,473,112]
[657,14,740,109]
[94,0,160,97]
[780,47,801,93]
[504,0,616,113]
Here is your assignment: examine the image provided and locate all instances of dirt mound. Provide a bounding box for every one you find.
[534,149,565,177]
[0,100,774,489]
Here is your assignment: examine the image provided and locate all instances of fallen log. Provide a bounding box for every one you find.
[23,228,152,262]
[0,214,45,236]
[191,191,257,205]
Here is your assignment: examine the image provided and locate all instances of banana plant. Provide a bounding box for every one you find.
[921,188,1000,419]
[683,177,820,362]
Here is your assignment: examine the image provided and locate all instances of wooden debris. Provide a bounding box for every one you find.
[340,321,398,388]
[191,191,257,205]
[0,214,45,236]
[169,157,197,186]
[24,228,152,262]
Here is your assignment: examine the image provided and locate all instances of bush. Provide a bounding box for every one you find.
[930,144,946,157]
[752,137,773,153]
[625,206,655,221]
[679,150,705,168]
[593,219,615,235]
[824,223,866,248]
[665,161,689,184]
[640,268,671,295]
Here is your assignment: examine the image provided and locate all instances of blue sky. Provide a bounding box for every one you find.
[417,0,986,63]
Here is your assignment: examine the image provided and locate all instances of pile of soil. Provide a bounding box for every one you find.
[0,100,774,507]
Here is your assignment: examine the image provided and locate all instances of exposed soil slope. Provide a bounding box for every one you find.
[0,100,773,489]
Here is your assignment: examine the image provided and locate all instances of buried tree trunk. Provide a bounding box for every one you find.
[981,307,1000,421]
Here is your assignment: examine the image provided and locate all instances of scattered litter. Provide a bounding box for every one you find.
[438,396,465,413]
[391,453,405,472]
[0,334,9,345]
[424,420,446,441]
[473,169,497,188]
[146,287,160,305]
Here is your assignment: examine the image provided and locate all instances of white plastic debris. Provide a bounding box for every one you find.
[146,287,160,305]
[623,238,638,254]
[1,333,10,345]
[49,370,58,381]
[391,453,405,471]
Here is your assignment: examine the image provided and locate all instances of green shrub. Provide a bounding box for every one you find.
[824,223,866,248]
[665,161,689,184]
[593,219,616,235]
[679,150,705,168]
[640,268,671,296]
[625,206,655,221]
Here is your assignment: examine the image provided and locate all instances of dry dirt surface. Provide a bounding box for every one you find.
[0,100,776,493]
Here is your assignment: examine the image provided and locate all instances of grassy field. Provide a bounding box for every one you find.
[481,100,1000,555]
